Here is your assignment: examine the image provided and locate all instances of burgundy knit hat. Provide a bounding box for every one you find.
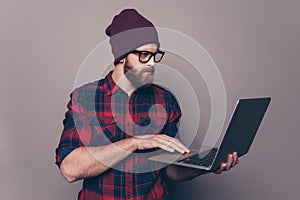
[105,9,160,65]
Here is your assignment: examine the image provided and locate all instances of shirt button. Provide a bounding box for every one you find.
[127,122,130,126]
[99,120,105,126]
[127,194,131,199]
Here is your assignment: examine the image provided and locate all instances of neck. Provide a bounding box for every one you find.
[112,67,136,96]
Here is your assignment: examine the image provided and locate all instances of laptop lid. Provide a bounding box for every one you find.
[210,97,271,171]
[148,97,271,171]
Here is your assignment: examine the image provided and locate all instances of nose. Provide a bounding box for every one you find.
[146,55,155,67]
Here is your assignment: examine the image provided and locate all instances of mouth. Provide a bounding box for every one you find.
[143,68,155,74]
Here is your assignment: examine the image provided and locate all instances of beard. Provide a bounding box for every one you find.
[124,61,155,88]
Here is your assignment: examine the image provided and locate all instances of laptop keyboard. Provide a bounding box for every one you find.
[177,148,218,167]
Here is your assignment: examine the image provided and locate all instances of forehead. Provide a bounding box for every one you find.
[136,43,158,51]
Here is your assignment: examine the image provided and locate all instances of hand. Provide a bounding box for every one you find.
[133,134,190,154]
[214,152,239,174]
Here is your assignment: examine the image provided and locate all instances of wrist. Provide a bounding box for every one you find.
[128,137,138,151]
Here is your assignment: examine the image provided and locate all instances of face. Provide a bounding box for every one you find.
[123,43,158,88]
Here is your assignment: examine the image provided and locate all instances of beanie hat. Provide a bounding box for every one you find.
[105,9,160,65]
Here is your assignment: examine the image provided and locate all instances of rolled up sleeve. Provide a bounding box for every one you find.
[55,89,91,168]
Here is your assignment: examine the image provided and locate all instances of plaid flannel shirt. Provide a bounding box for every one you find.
[55,71,181,200]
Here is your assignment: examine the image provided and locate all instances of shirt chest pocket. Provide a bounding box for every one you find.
[88,116,119,144]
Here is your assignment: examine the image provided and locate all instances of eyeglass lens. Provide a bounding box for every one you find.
[137,51,164,63]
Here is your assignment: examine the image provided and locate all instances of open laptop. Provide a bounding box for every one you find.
[149,97,271,172]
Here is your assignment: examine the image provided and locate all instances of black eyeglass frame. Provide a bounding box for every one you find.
[128,50,165,63]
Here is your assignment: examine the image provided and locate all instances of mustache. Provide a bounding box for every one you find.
[142,67,155,73]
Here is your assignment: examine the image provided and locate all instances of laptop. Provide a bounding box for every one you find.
[148,97,271,171]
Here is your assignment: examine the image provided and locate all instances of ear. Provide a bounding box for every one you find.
[119,58,125,63]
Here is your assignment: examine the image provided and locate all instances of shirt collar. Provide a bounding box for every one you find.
[104,70,122,96]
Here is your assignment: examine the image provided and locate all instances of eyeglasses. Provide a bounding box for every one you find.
[129,50,165,63]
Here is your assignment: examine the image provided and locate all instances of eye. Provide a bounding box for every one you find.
[140,51,151,59]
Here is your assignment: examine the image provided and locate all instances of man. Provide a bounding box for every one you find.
[55,9,239,200]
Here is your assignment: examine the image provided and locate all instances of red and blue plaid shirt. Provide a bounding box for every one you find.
[55,71,181,200]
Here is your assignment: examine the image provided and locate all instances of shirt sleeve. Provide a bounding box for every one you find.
[55,88,92,168]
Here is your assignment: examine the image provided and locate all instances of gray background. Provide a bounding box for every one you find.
[1,0,299,199]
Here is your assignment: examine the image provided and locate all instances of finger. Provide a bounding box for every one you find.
[215,163,227,174]
[232,152,238,167]
[158,135,190,153]
[168,138,190,153]
[156,141,176,153]
[226,154,233,170]
[145,139,175,152]
[151,138,181,153]
[156,137,185,154]
[234,157,239,166]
